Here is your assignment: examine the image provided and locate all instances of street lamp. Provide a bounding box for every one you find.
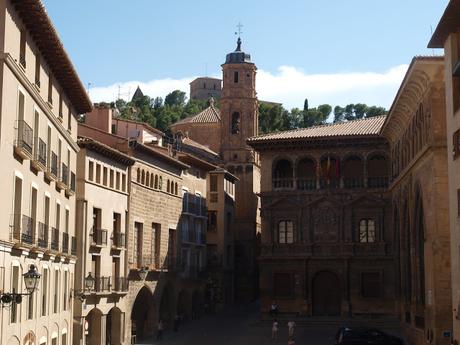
[72,273,96,302]
[0,264,41,305]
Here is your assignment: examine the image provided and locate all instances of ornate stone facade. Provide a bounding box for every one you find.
[248,125,396,317]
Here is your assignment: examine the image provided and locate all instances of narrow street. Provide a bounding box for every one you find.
[136,302,401,345]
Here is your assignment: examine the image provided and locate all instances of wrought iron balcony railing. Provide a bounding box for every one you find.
[62,232,69,254]
[91,228,107,246]
[14,120,33,159]
[71,236,77,255]
[113,277,129,292]
[51,227,59,251]
[37,222,49,249]
[94,276,111,292]
[112,232,125,248]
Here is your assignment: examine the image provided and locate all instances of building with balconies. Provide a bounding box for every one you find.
[248,116,396,318]
[0,1,92,345]
[73,137,134,345]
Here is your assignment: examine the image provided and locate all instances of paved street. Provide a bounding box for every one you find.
[136,302,401,345]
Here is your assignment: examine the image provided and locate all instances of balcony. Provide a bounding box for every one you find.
[94,276,111,292]
[273,178,294,190]
[91,228,107,247]
[37,222,49,249]
[113,277,129,292]
[62,232,69,254]
[367,176,389,188]
[319,177,340,189]
[14,120,33,160]
[112,232,125,249]
[66,172,76,197]
[297,178,316,191]
[45,151,59,181]
[56,163,68,190]
[32,138,47,171]
[343,177,364,189]
[71,236,77,255]
[10,214,35,245]
[51,227,60,251]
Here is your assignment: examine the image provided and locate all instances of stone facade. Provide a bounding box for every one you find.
[429,3,460,343]
[190,77,222,101]
[382,57,452,345]
[73,139,134,345]
[248,125,395,318]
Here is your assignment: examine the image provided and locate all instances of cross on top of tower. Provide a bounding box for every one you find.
[235,22,243,51]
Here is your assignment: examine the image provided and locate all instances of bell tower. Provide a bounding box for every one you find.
[220,37,259,164]
[220,37,260,302]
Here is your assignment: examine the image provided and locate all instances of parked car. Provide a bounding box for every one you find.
[335,326,404,345]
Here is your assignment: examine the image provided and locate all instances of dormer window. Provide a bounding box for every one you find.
[234,71,239,83]
[19,29,26,68]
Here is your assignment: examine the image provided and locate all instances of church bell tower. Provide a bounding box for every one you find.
[220,37,259,164]
[220,37,260,302]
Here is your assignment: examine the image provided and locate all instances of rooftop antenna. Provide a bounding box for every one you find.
[116,84,130,101]
[86,82,92,95]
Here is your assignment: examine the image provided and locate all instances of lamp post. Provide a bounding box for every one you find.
[0,264,41,305]
[72,272,96,301]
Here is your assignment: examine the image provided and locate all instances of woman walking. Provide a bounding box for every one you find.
[272,319,279,340]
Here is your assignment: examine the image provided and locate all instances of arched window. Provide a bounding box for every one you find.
[154,175,159,189]
[278,220,294,244]
[175,182,178,195]
[367,155,389,188]
[273,159,293,189]
[150,173,154,188]
[136,168,140,183]
[141,170,145,185]
[231,112,240,134]
[296,157,316,190]
[167,179,170,193]
[159,176,163,190]
[343,156,364,188]
[359,219,375,243]
[234,71,239,83]
[146,172,150,187]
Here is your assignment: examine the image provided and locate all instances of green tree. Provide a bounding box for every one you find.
[164,90,186,107]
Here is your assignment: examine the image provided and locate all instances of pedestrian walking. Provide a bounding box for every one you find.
[272,319,279,340]
[157,319,164,340]
[173,315,181,332]
[287,320,296,338]
[269,301,279,318]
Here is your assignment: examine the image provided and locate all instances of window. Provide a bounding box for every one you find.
[88,161,94,181]
[231,112,240,134]
[65,209,70,233]
[453,129,460,159]
[96,164,101,183]
[110,169,114,188]
[278,220,294,244]
[19,29,26,68]
[111,124,117,134]
[67,108,72,131]
[11,265,19,323]
[53,270,59,313]
[48,74,53,104]
[58,95,63,119]
[361,272,381,298]
[13,176,22,231]
[115,171,120,190]
[63,270,68,310]
[122,173,126,192]
[134,222,143,267]
[103,167,108,186]
[207,211,217,232]
[41,267,48,316]
[210,175,218,192]
[359,219,376,243]
[152,223,161,268]
[35,54,40,86]
[273,273,293,297]
[181,217,189,242]
[234,71,239,83]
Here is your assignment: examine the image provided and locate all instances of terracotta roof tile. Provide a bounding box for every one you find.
[248,116,387,143]
[172,105,221,125]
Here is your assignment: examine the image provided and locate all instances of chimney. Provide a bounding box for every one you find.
[83,103,113,133]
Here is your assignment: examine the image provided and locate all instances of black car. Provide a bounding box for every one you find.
[335,326,404,345]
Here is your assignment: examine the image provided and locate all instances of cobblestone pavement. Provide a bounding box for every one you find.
[136,302,401,345]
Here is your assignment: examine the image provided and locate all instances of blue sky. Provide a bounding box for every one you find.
[42,0,449,109]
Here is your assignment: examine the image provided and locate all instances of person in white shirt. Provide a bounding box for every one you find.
[287,320,296,338]
[272,319,279,340]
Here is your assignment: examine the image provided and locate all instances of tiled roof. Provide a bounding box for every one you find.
[172,105,221,125]
[428,0,460,48]
[248,116,387,143]
[179,137,223,165]
[78,136,135,166]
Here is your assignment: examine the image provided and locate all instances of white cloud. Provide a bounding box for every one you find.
[89,64,408,110]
